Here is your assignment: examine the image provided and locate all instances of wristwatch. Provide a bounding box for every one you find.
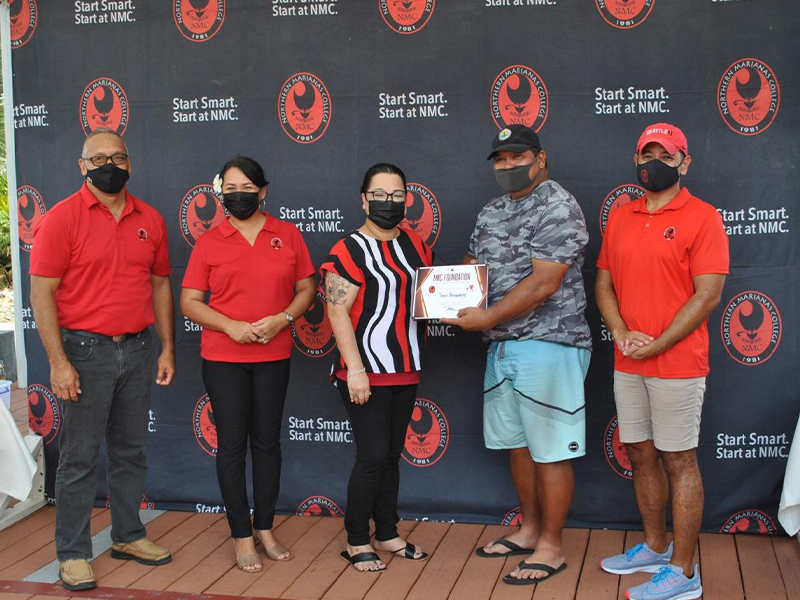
[283,311,294,323]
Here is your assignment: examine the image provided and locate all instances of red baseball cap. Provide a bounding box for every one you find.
[636,123,688,155]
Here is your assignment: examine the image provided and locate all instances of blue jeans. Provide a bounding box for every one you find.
[55,329,153,561]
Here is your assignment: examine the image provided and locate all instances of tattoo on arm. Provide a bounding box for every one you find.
[325,272,351,306]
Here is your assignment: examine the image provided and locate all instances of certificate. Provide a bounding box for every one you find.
[412,264,488,320]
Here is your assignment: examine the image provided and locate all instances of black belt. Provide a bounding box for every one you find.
[62,328,147,343]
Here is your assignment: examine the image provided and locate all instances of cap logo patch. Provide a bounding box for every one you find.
[498,128,512,141]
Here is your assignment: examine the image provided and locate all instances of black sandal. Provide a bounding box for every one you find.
[392,542,428,561]
[340,551,387,572]
[475,537,534,558]
[503,561,567,585]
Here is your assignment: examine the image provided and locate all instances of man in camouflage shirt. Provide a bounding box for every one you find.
[444,125,591,585]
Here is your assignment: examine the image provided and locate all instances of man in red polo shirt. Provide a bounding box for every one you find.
[29,129,176,591]
[595,124,728,600]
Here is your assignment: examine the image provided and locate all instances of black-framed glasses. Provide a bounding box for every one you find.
[82,154,129,167]
[366,190,406,203]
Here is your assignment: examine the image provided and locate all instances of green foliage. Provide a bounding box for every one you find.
[0,58,10,288]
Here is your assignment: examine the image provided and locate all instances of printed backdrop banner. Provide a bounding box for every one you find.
[10,0,799,535]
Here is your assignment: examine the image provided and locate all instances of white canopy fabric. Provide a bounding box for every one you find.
[0,401,36,503]
[778,415,800,536]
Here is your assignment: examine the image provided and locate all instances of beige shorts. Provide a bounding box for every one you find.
[613,370,706,452]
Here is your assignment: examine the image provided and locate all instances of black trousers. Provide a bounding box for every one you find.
[338,383,417,546]
[202,359,290,538]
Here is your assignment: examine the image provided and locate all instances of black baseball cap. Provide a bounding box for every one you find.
[487,124,542,160]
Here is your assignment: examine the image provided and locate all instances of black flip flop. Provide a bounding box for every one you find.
[503,561,567,585]
[392,542,428,561]
[475,537,535,558]
[340,551,387,572]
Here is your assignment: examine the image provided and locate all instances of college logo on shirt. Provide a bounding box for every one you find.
[278,72,332,144]
[27,384,61,445]
[604,415,632,479]
[720,509,776,534]
[595,0,655,30]
[379,0,435,34]
[402,183,441,247]
[502,506,523,526]
[717,58,780,136]
[490,65,549,132]
[291,290,335,358]
[193,394,217,456]
[173,0,225,42]
[295,495,344,517]
[663,226,676,240]
[9,0,37,49]
[599,184,645,235]
[79,77,129,135]
[402,398,449,467]
[721,291,782,366]
[17,185,46,252]
[180,185,228,247]
[137,228,148,241]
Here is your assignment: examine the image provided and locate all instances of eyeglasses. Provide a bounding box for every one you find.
[82,154,129,167]
[366,190,406,203]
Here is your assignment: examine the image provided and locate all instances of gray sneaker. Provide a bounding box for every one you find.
[600,541,673,574]
[625,564,702,600]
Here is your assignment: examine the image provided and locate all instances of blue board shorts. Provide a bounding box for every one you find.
[483,339,590,463]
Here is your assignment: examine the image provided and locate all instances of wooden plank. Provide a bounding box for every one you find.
[489,551,535,600]
[406,523,485,600]
[96,513,223,588]
[0,508,56,553]
[204,513,318,596]
[0,509,111,581]
[0,593,32,600]
[242,516,344,598]
[124,515,231,591]
[772,536,800,600]
[163,514,288,595]
[736,533,787,600]
[88,511,193,580]
[448,525,510,600]
[362,521,451,600]
[575,529,625,600]
[697,533,743,600]
[320,520,417,600]
[280,527,349,599]
[323,521,430,600]
[533,527,590,600]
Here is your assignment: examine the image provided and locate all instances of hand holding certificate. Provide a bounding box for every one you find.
[412,264,488,320]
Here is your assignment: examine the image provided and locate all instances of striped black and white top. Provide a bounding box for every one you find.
[321,227,434,376]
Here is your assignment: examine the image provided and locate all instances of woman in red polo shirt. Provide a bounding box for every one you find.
[180,157,315,573]
[321,163,433,572]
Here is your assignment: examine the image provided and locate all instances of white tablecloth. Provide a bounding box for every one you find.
[0,400,37,502]
[779,414,800,536]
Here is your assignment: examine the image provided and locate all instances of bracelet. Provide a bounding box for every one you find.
[346,368,366,379]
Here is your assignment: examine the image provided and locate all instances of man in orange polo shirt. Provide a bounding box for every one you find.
[595,124,728,600]
[30,130,176,591]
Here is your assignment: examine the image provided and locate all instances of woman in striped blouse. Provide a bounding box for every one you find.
[322,163,433,572]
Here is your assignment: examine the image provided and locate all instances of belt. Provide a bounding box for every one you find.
[63,329,147,343]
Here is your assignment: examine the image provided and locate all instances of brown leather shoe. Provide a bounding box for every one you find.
[111,538,171,566]
[59,559,97,591]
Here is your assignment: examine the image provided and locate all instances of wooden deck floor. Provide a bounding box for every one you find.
[0,509,798,600]
[3,387,799,600]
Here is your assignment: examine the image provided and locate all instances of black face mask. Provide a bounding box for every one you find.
[223,192,260,220]
[85,163,129,194]
[637,158,683,192]
[367,200,405,230]
[494,163,537,194]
